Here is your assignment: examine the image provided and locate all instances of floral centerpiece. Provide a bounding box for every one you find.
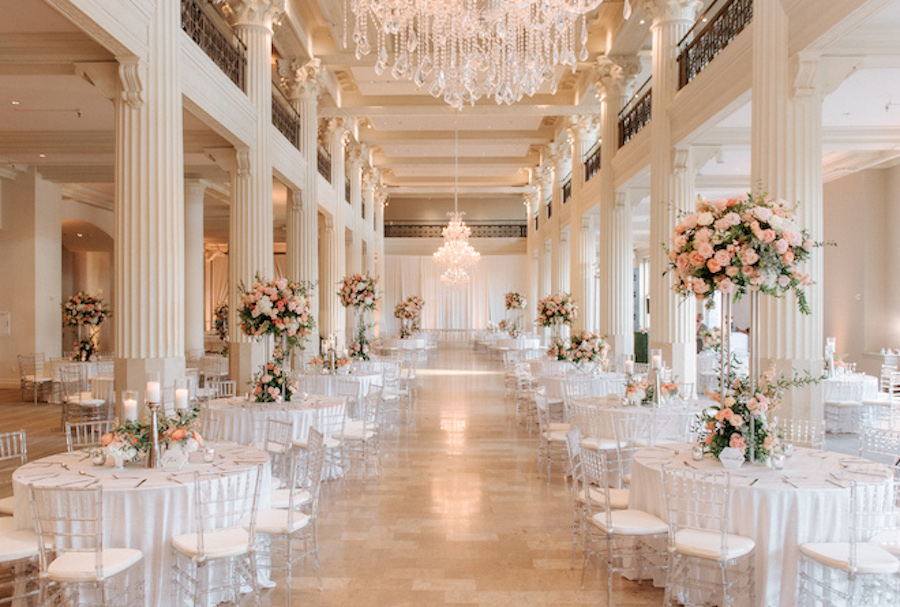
[504,292,526,310]
[238,275,315,402]
[568,332,609,369]
[213,302,228,356]
[251,347,295,402]
[701,366,820,463]
[99,407,204,464]
[310,353,352,372]
[658,382,680,401]
[625,376,652,406]
[666,191,815,313]
[697,326,721,352]
[547,337,569,361]
[62,291,110,361]
[348,339,372,360]
[100,420,147,464]
[394,295,424,338]
[536,293,577,339]
[339,273,380,359]
[160,407,204,452]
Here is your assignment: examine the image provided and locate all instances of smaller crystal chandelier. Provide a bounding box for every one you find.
[433,125,480,285]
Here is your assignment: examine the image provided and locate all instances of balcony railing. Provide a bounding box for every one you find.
[546,197,552,219]
[385,224,527,238]
[534,214,539,232]
[271,85,300,149]
[561,175,573,204]
[317,147,332,182]
[181,0,246,91]
[678,0,753,89]
[618,77,652,148]
[362,200,366,220]
[345,178,351,203]
[584,142,601,182]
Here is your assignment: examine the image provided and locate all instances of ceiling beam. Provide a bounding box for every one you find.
[387,186,531,196]
[360,130,553,145]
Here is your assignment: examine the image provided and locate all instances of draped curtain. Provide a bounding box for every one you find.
[381,254,527,334]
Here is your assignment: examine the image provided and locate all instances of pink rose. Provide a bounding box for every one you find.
[783,250,794,264]
[714,250,731,267]
[714,218,732,231]
[718,278,737,294]
[729,434,746,451]
[693,280,710,295]
[778,275,791,287]
[688,251,706,267]
[706,259,722,274]
[726,266,739,277]
[713,198,728,212]
[782,230,801,246]
[760,229,776,244]
[740,248,760,266]
[725,212,741,226]
[696,242,714,259]
[774,239,789,255]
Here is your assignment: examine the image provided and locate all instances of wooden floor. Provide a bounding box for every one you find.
[2,345,663,606]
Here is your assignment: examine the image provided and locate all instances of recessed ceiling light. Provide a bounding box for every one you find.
[76,233,83,238]
[639,19,645,24]
[11,100,20,106]
[38,153,46,158]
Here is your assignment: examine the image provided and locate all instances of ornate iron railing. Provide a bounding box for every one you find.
[181,0,246,91]
[317,147,332,181]
[561,175,572,204]
[385,224,527,238]
[678,0,753,89]
[584,142,601,182]
[345,178,351,203]
[362,200,366,220]
[618,77,652,148]
[545,196,552,219]
[534,213,539,232]
[271,85,300,149]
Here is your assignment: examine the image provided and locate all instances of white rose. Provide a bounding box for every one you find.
[696,212,714,226]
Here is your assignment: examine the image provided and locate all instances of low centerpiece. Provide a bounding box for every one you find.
[238,276,315,402]
[536,293,577,340]
[62,291,110,362]
[99,407,203,467]
[567,331,609,373]
[339,273,380,360]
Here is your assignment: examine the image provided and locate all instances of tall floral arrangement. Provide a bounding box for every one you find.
[535,293,577,327]
[666,191,815,313]
[251,347,296,402]
[62,291,110,361]
[568,331,609,366]
[339,273,380,358]
[213,302,228,356]
[504,292,526,310]
[394,295,424,338]
[547,337,569,361]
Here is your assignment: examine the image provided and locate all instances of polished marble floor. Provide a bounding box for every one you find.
[266,343,664,606]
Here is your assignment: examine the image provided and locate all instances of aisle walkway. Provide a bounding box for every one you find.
[282,343,663,605]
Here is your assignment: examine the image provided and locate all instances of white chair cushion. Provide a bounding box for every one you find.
[0,518,39,562]
[23,375,51,383]
[0,495,14,516]
[338,427,376,441]
[253,509,310,535]
[582,437,619,451]
[590,509,668,536]
[65,393,105,407]
[172,528,252,560]
[48,548,142,582]
[292,436,341,449]
[674,528,755,561]
[825,400,861,408]
[549,422,572,432]
[578,487,630,510]
[542,430,569,443]
[270,488,312,510]
[800,542,900,574]
[870,529,900,556]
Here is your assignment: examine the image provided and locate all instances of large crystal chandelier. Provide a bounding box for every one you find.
[433,125,480,284]
[347,0,604,109]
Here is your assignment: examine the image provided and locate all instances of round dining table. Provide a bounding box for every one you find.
[12,443,272,607]
[629,444,893,607]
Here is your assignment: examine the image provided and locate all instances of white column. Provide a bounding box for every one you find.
[753,0,824,419]
[576,214,597,332]
[278,57,322,319]
[329,121,349,345]
[109,1,186,410]
[347,140,367,274]
[285,189,303,280]
[226,0,281,388]
[318,214,338,342]
[184,180,206,358]
[373,187,387,338]
[643,0,701,381]
[596,56,639,357]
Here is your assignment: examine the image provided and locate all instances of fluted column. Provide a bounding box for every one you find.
[347,140,367,274]
[642,0,701,381]
[576,214,597,332]
[184,180,206,358]
[318,215,339,342]
[224,0,282,387]
[102,1,185,411]
[373,188,387,337]
[568,117,594,332]
[285,190,303,279]
[597,56,639,357]
[278,58,322,320]
[753,0,824,419]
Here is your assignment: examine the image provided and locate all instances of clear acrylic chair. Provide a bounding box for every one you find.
[535,386,569,485]
[648,410,697,446]
[18,353,51,405]
[30,484,144,605]
[568,398,618,453]
[340,388,381,482]
[859,426,900,463]
[293,401,346,478]
[255,429,326,601]
[171,465,263,605]
[774,417,826,449]
[861,401,899,430]
[60,366,106,426]
[0,429,27,516]
[580,445,668,602]
[662,467,756,607]
[262,419,294,487]
[799,481,899,605]
[0,516,40,603]
[65,419,116,452]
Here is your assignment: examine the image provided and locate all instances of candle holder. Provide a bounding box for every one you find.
[145,402,162,469]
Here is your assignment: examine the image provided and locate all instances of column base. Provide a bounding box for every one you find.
[229,341,267,397]
[114,356,185,422]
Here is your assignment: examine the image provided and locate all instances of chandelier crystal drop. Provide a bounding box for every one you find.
[347,0,603,109]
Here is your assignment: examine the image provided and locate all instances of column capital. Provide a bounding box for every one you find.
[322,214,334,232]
[362,167,381,191]
[673,147,690,175]
[346,140,368,167]
[321,118,349,145]
[374,189,389,209]
[615,190,629,208]
[594,55,641,100]
[637,0,702,26]
[568,115,599,142]
[291,189,303,212]
[75,58,144,109]
[547,139,569,172]
[220,0,284,31]
[277,57,323,100]
[791,51,822,100]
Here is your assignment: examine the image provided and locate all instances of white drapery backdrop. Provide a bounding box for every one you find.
[382,254,527,334]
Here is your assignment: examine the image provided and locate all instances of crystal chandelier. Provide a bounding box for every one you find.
[433,125,480,284]
[346,0,604,109]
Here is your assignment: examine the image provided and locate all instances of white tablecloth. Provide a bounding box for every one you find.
[588,402,704,441]
[208,396,346,445]
[535,372,625,401]
[12,443,271,607]
[296,372,382,408]
[630,444,892,606]
[823,374,878,403]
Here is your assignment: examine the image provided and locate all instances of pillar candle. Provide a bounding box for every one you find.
[651,355,661,370]
[146,381,161,403]
[174,388,189,411]
[625,360,634,375]
[123,398,138,422]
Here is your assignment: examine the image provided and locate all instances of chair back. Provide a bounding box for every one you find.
[65,419,116,452]
[662,467,732,559]
[217,380,236,398]
[880,365,897,393]
[297,428,326,511]
[0,430,27,499]
[30,485,105,579]
[848,481,896,570]
[361,388,383,432]
[774,417,826,449]
[649,411,697,445]
[859,426,900,463]
[565,428,585,497]
[60,366,83,401]
[568,398,599,440]
[578,445,617,529]
[192,465,263,557]
[18,353,45,377]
